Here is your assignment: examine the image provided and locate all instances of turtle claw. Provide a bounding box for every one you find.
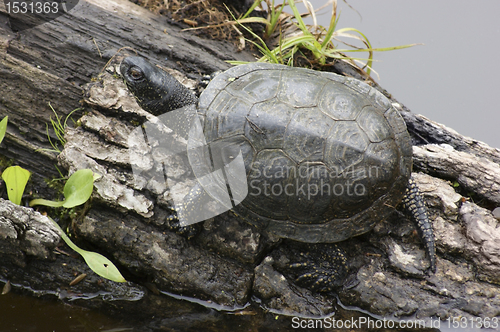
[166,214,199,239]
[287,243,348,293]
[295,272,335,292]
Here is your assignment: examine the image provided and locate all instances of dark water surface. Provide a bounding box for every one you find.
[0,291,131,331]
[0,287,371,332]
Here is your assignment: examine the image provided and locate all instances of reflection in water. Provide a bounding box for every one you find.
[1,288,406,331]
[0,291,131,331]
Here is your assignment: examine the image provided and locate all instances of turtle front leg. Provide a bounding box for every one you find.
[402,175,436,272]
[166,183,209,239]
[165,213,200,239]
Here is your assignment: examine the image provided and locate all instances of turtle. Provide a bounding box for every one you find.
[120,56,436,291]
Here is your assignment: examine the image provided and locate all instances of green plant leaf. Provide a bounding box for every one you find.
[29,198,65,207]
[265,1,285,39]
[1,166,31,205]
[227,7,280,64]
[0,116,7,145]
[62,169,94,208]
[240,0,263,19]
[321,10,340,49]
[47,217,126,283]
[30,169,94,208]
[287,0,311,37]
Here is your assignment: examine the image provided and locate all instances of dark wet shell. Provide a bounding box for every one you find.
[196,63,412,243]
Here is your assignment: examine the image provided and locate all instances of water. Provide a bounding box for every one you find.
[308,0,500,149]
[0,288,365,332]
[0,291,133,331]
[0,288,441,331]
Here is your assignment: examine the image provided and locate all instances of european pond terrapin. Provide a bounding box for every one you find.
[120,56,436,290]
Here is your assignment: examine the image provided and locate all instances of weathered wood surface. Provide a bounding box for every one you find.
[0,0,253,178]
[1,0,500,326]
[0,0,256,320]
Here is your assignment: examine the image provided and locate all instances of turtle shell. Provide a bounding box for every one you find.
[194,63,412,243]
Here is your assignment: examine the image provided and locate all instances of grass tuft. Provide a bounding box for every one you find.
[227,0,420,75]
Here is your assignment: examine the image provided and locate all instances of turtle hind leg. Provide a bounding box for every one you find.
[402,175,436,272]
[282,243,348,293]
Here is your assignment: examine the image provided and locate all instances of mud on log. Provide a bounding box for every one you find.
[1,0,500,324]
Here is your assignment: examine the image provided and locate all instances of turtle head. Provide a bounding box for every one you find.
[120,56,197,115]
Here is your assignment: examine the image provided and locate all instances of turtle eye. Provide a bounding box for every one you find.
[128,66,144,81]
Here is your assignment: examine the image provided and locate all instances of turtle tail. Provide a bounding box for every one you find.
[402,176,436,272]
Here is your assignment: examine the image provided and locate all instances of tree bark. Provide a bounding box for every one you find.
[0,0,256,319]
[0,0,254,178]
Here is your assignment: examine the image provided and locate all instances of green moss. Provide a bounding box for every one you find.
[44,176,65,194]
[0,155,14,169]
